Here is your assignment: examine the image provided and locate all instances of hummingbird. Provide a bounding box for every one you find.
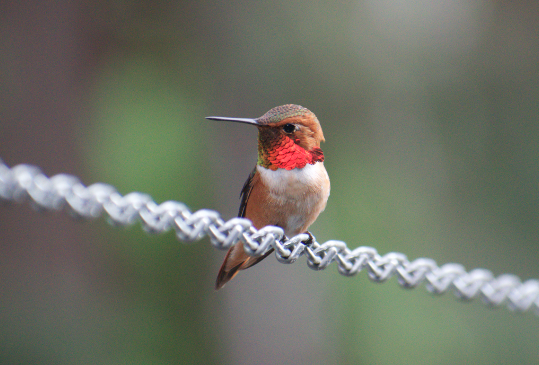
[207,104,330,290]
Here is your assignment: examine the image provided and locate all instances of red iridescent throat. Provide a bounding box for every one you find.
[258,135,324,171]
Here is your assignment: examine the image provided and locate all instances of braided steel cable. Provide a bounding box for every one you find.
[1,159,538,315]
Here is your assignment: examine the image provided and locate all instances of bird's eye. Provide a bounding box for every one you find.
[283,124,296,133]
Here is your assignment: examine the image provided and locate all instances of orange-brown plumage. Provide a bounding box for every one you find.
[207,104,330,289]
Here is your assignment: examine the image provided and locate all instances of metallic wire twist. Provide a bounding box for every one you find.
[1,159,538,316]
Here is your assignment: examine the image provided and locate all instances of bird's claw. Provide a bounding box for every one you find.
[302,231,314,246]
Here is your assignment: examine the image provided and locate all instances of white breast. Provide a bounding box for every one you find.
[256,163,330,235]
[257,163,328,197]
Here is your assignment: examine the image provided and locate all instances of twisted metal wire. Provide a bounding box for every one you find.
[1,159,538,316]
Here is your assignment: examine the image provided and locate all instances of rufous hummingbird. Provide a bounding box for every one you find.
[207,104,330,289]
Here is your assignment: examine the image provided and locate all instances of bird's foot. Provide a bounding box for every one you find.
[302,231,315,246]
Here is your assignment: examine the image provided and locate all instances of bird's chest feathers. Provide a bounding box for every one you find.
[256,163,329,208]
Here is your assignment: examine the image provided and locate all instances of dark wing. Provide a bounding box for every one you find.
[237,166,274,270]
[238,167,256,218]
[215,167,273,290]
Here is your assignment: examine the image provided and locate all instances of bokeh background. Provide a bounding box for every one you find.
[1,1,539,364]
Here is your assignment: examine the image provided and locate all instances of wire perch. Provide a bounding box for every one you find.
[1,158,538,316]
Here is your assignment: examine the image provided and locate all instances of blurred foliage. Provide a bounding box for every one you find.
[1,1,539,364]
[83,56,209,205]
[80,46,217,364]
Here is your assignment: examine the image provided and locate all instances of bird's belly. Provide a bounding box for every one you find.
[255,163,330,236]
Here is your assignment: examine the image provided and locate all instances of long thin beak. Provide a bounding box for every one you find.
[205,116,259,126]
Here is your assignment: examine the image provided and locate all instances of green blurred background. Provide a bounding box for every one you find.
[1,1,539,364]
